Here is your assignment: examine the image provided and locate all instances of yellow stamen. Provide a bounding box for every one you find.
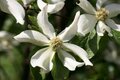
[50,37,62,51]
[96,8,108,21]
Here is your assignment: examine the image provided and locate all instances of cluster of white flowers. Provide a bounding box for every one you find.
[0,0,120,72]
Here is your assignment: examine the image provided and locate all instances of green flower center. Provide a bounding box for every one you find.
[95,8,108,21]
[50,37,62,51]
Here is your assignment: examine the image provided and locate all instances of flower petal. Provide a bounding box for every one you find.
[0,0,9,13]
[0,31,12,39]
[37,6,55,39]
[37,0,65,14]
[96,21,112,36]
[58,11,80,42]
[30,47,55,72]
[14,30,49,46]
[96,0,107,9]
[51,0,65,3]
[77,0,96,14]
[77,14,97,36]
[105,4,120,18]
[106,19,120,32]
[22,0,32,7]
[58,49,84,71]
[63,43,93,66]
[0,0,25,25]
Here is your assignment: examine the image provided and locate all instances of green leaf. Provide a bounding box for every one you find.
[28,16,42,31]
[28,16,38,27]
[31,67,42,80]
[51,54,69,80]
[85,30,101,59]
[98,34,110,53]
[0,47,23,80]
[112,30,120,45]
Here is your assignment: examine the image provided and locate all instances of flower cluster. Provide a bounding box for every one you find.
[0,0,120,73]
[14,6,93,72]
[77,0,120,36]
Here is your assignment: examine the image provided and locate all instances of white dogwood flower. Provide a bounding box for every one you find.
[14,6,93,72]
[0,31,19,51]
[77,0,120,36]
[37,0,65,14]
[0,0,25,25]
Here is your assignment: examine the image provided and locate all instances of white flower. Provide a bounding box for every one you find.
[0,0,25,25]
[51,0,65,3]
[37,0,65,14]
[0,31,19,51]
[14,6,93,72]
[22,0,32,7]
[77,0,120,36]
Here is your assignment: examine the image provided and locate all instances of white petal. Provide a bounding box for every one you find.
[63,43,93,66]
[47,2,64,14]
[96,21,112,36]
[37,6,55,39]
[51,0,65,3]
[105,4,120,18]
[58,49,84,71]
[14,30,49,46]
[58,11,80,42]
[0,0,10,13]
[77,0,96,14]
[106,19,120,32]
[37,0,65,14]
[77,14,97,36]
[22,0,32,7]
[30,47,55,72]
[0,0,25,25]
[96,0,107,9]
[0,31,12,39]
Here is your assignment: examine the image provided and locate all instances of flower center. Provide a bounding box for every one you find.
[50,37,62,51]
[95,8,108,21]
